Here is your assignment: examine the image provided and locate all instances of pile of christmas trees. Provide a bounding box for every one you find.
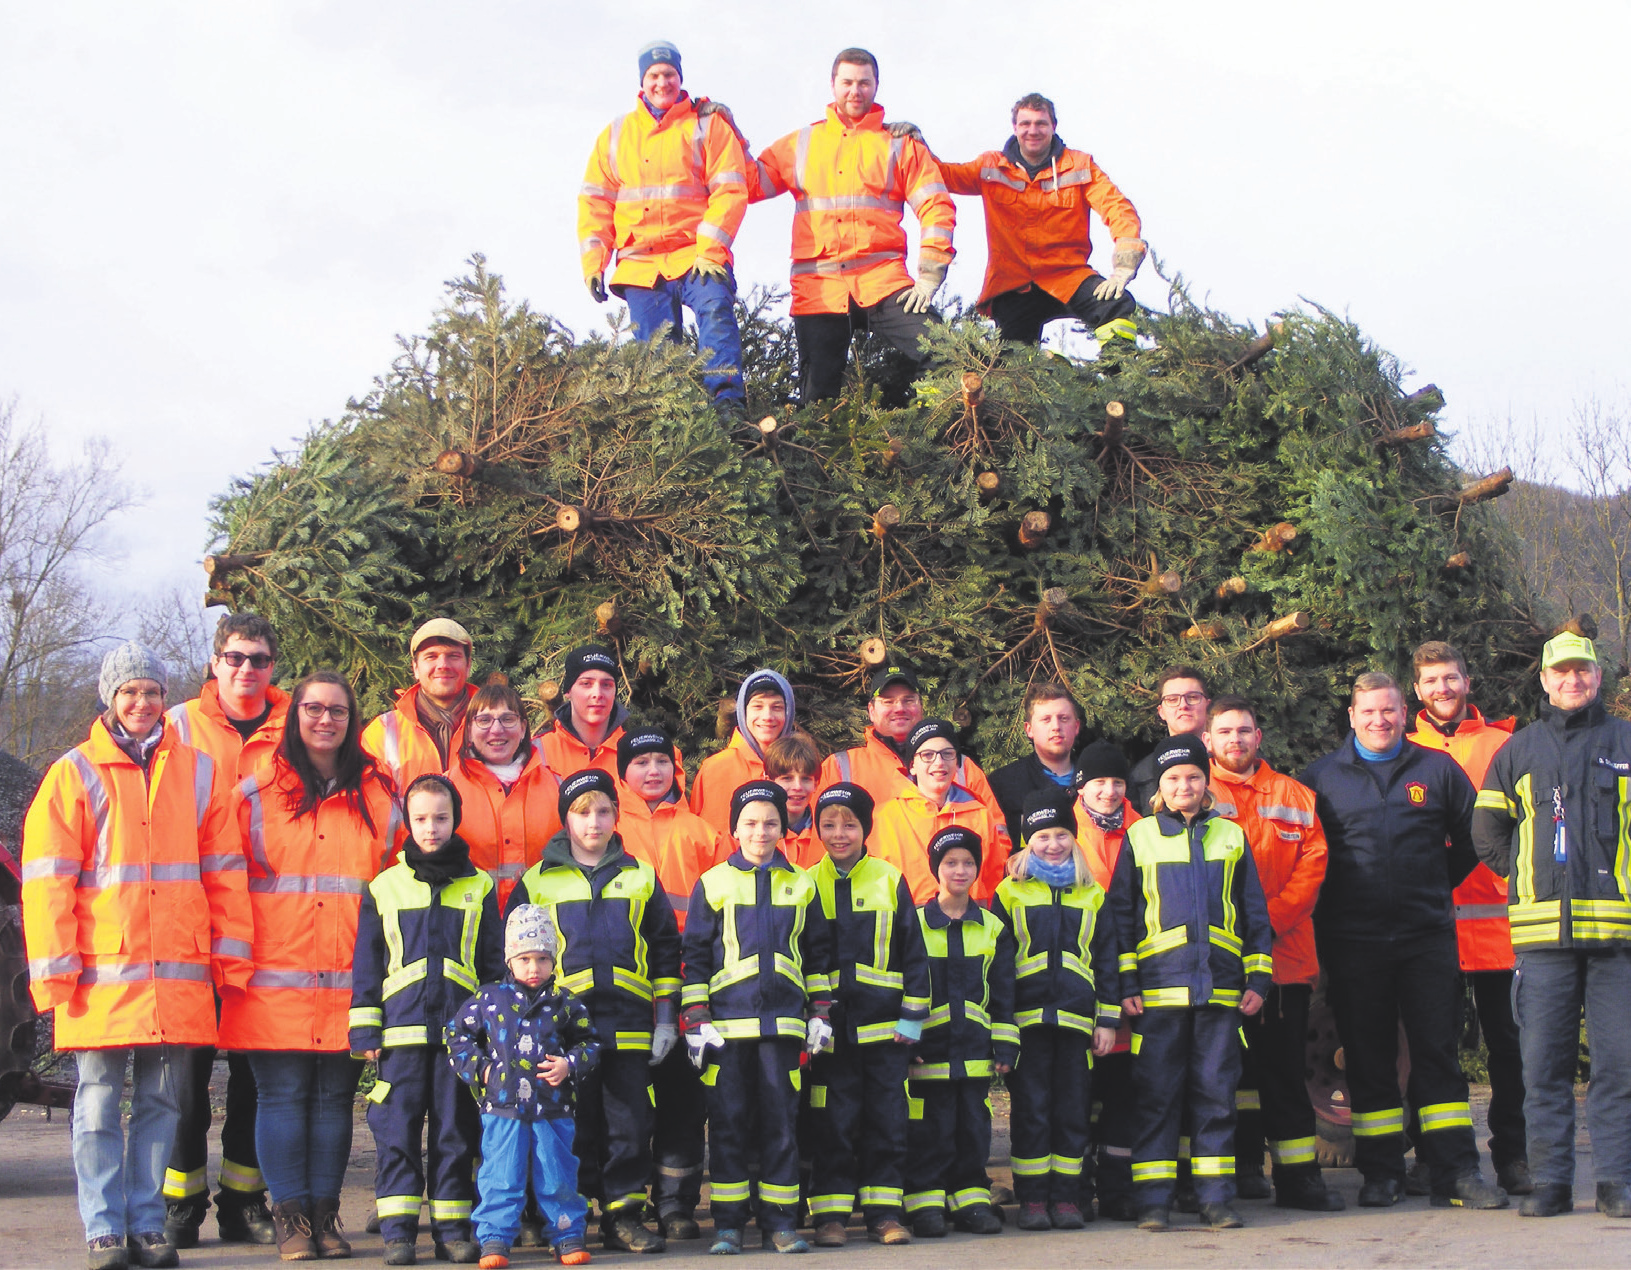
[204,256,1547,770]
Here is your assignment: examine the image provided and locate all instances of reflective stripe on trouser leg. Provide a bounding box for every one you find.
[163,1045,218,1205]
[1186,1009,1245,1203]
[650,1043,706,1214]
[218,1158,266,1194]
[1253,983,1319,1174]
[575,1049,655,1214]
[1270,1137,1318,1166]
[370,1047,479,1240]
[809,1041,910,1219]
[703,1038,804,1232]
[905,1078,991,1214]
[217,1051,263,1194]
[1008,1024,1091,1206]
[163,1166,207,1200]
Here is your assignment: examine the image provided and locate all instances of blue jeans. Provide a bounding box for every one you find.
[73,1047,186,1240]
[619,269,744,403]
[1514,948,1631,1186]
[247,1050,362,1205]
[473,1114,586,1247]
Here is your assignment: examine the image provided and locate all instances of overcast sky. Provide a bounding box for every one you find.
[2,1,1628,610]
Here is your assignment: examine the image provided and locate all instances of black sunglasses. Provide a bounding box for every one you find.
[219,650,273,670]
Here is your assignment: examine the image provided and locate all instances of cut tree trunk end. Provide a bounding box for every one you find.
[433,449,484,478]
[1458,467,1514,504]
[1034,586,1071,630]
[1404,383,1445,410]
[976,471,1001,501]
[1251,522,1299,553]
[882,437,904,469]
[538,680,563,710]
[961,372,984,410]
[1379,421,1436,445]
[595,600,622,635]
[202,552,269,579]
[1142,569,1183,597]
[1260,611,1310,642]
[859,638,888,668]
[1018,510,1051,550]
[1100,400,1126,445]
[1183,621,1226,641]
[1443,552,1471,573]
[873,504,902,539]
[1215,576,1247,601]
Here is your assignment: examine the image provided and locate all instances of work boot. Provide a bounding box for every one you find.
[434,1239,480,1263]
[1234,1169,1272,1200]
[910,1210,946,1238]
[1047,1201,1085,1230]
[1430,1172,1508,1209]
[763,1229,809,1254]
[1356,1177,1405,1207]
[811,1220,847,1248]
[866,1218,910,1244]
[1015,1201,1051,1231]
[125,1233,179,1269]
[1199,1202,1243,1230]
[657,1211,700,1241]
[383,1239,417,1266]
[272,1199,319,1261]
[1273,1165,1345,1211]
[1518,1183,1572,1217]
[950,1205,1002,1234]
[309,1197,350,1258]
[1135,1206,1169,1231]
[162,1199,204,1250]
[1497,1160,1535,1196]
[707,1228,741,1256]
[1597,1181,1631,1217]
[219,1191,277,1244]
[601,1212,664,1253]
[1098,1193,1139,1222]
[86,1234,128,1270]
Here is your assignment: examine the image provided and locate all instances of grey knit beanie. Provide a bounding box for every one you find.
[99,641,169,707]
[505,903,558,963]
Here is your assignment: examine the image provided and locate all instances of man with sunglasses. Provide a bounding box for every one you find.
[162,613,289,1249]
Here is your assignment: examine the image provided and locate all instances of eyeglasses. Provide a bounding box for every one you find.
[115,687,164,703]
[1161,692,1208,707]
[219,651,273,670]
[299,702,351,722]
[471,712,522,731]
[915,747,958,766]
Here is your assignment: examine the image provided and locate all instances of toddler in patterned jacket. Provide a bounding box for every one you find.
[447,904,601,1268]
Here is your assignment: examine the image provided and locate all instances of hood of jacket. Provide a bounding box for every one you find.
[735,669,796,763]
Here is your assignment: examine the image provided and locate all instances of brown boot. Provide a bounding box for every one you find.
[271,1199,318,1261]
[309,1197,351,1259]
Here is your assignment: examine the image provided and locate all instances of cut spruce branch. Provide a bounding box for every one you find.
[595,600,622,635]
[1183,620,1227,641]
[1443,552,1471,573]
[1141,567,1183,598]
[859,637,888,668]
[1379,421,1436,446]
[872,504,902,540]
[1100,400,1126,446]
[1225,324,1280,375]
[1250,522,1299,554]
[1458,467,1514,504]
[1214,576,1248,601]
[202,551,270,579]
[1017,510,1051,550]
[433,449,485,478]
[1034,587,1073,630]
[976,471,1002,501]
[1404,383,1444,410]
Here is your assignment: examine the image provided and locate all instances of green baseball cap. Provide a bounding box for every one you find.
[1542,632,1597,669]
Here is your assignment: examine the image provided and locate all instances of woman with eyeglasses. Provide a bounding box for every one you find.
[447,676,563,909]
[217,671,404,1260]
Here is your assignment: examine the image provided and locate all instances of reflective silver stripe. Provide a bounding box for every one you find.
[385,802,403,858]
[242,778,273,877]
[790,251,899,276]
[793,194,903,214]
[1261,804,1315,826]
[381,716,401,782]
[884,134,903,196]
[615,183,707,201]
[690,113,705,173]
[579,235,608,255]
[978,166,1026,191]
[754,156,779,192]
[920,232,953,251]
[249,969,354,990]
[167,705,193,745]
[247,874,366,896]
[151,862,202,881]
[212,937,253,959]
[65,749,111,881]
[80,961,209,984]
[606,115,624,183]
[193,752,214,829]
[199,852,247,873]
[835,752,852,783]
[1213,801,1240,818]
[792,126,813,191]
[493,863,529,880]
[1456,904,1509,921]
[906,181,948,211]
[580,183,612,199]
[707,171,746,189]
[29,954,81,979]
[21,857,80,881]
[80,864,147,887]
[1039,168,1093,193]
[697,221,732,246]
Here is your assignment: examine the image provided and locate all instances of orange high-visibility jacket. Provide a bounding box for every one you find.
[1208,760,1327,985]
[362,683,476,789]
[22,720,252,1049]
[1076,799,1140,1052]
[1409,707,1517,971]
[217,761,402,1052]
[780,819,823,872]
[537,710,629,783]
[819,726,1003,835]
[938,144,1140,311]
[616,792,724,933]
[871,782,1006,905]
[447,750,562,909]
[579,92,749,290]
[689,731,769,838]
[749,103,955,315]
[166,681,290,780]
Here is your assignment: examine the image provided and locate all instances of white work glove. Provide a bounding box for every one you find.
[897,259,948,314]
[685,1023,725,1070]
[1092,238,1147,302]
[886,120,923,142]
[649,1022,678,1066]
[690,258,730,284]
[586,272,609,304]
[805,1016,834,1055]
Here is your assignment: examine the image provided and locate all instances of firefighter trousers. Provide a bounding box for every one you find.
[1320,932,1478,1190]
[904,1075,992,1215]
[1008,1024,1091,1206]
[164,1047,263,1219]
[1469,969,1527,1170]
[1088,1049,1133,1205]
[573,1048,654,1216]
[368,1045,480,1243]
[1237,983,1319,1175]
[808,1040,910,1222]
[703,1038,803,1233]
[1131,1006,1240,1206]
[650,1043,705,1218]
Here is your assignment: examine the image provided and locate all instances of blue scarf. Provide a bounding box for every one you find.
[1027,854,1078,888]
[1355,736,1404,762]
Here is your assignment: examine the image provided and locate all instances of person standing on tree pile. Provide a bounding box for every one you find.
[578,41,750,415]
[718,48,954,405]
[162,614,288,1250]
[892,92,1143,349]
[23,642,252,1270]
[1300,673,1507,1212]
[1406,640,1531,1200]
[363,619,478,789]
[1202,695,1343,1213]
[1127,665,1212,814]
[1473,632,1631,1220]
